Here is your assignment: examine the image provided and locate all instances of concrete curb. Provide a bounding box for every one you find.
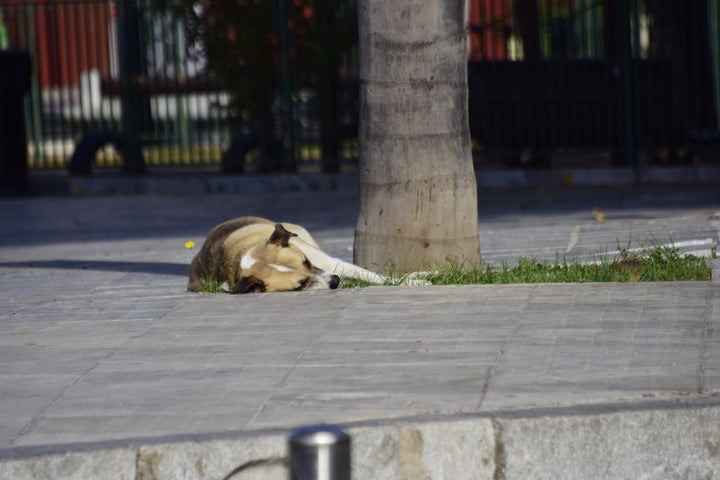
[47,165,720,196]
[477,166,720,188]
[66,172,361,197]
[2,396,719,480]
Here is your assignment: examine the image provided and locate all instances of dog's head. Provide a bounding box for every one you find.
[232,223,340,293]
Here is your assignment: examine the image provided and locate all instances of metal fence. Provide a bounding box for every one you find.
[468,0,720,167]
[2,0,720,173]
[0,0,359,173]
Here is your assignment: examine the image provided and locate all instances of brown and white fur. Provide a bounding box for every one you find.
[188,216,386,293]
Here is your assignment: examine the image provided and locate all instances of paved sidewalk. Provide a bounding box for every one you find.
[1,183,719,479]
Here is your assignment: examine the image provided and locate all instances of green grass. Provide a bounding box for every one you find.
[197,276,223,294]
[343,244,712,288]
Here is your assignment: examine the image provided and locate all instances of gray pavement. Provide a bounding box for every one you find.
[1,178,720,479]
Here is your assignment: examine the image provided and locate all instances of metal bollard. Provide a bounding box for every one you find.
[288,425,351,480]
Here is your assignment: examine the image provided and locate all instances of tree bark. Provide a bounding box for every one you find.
[354,0,481,274]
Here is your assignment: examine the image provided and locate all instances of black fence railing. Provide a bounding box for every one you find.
[2,0,719,174]
[468,0,720,167]
[468,59,691,162]
[0,0,359,174]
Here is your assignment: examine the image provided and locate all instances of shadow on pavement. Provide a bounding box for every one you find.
[0,260,188,276]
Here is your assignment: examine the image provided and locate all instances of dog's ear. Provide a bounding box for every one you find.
[268,223,298,247]
[233,276,266,294]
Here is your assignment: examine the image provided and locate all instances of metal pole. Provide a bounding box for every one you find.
[275,0,296,171]
[173,17,190,158]
[618,0,637,179]
[709,0,720,125]
[117,0,144,174]
[22,0,44,168]
[288,425,351,480]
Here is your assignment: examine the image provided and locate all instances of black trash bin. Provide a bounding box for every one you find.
[0,50,31,188]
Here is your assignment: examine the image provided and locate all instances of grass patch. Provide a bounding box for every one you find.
[197,276,223,294]
[412,245,711,286]
[340,278,378,289]
[194,245,712,293]
[342,244,711,288]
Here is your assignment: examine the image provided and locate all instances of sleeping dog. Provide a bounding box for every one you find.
[188,216,387,293]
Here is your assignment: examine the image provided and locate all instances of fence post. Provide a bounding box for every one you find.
[618,0,638,177]
[117,0,145,174]
[275,0,296,172]
[0,50,31,189]
[707,0,720,130]
[289,425,351,480]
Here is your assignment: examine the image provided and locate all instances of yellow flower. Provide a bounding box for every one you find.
[184,241,195,250]
[592,209,607,223]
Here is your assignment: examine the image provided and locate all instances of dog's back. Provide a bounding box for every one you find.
[188,217,275,292]
[188,216,345,293]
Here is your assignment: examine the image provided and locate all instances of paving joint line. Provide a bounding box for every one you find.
[476,298,526,410]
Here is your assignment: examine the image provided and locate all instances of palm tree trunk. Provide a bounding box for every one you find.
[353,0,481,273]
